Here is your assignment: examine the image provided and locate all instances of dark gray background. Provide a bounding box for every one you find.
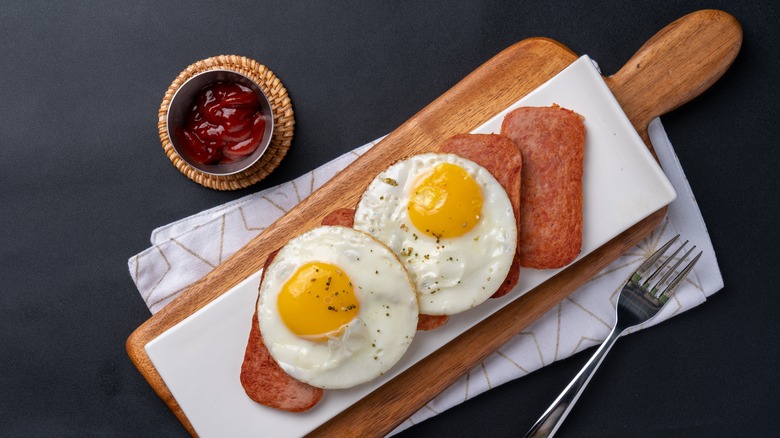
[1,1,777,437]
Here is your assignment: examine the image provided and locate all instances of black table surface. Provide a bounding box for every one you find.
[2,1,778,437]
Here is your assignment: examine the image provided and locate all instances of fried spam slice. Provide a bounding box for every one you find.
[501,105,584,269]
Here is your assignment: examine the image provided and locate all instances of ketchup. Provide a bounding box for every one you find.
[177,82,267,165]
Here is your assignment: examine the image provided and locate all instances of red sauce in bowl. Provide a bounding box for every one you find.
[177,82,267,165]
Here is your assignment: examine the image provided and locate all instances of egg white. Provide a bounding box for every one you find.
[258,226,419,389]
[353,153,517,315]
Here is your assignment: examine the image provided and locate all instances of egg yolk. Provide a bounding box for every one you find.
[277,262,359,340]
[408,163,483,238]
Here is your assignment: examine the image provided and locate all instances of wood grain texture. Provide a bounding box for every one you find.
[606,9,742,134]
[126,9,741,438]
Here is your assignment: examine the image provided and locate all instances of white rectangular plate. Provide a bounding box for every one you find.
[145,55,676,438]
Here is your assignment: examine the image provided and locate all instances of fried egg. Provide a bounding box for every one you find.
[258,226,419,389]
[353,153,517,315]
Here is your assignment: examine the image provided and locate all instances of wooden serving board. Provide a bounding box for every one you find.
[127,9,741,437]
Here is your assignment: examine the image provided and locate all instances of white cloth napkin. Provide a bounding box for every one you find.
[128,119,722,434]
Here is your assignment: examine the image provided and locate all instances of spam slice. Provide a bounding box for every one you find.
[416,314,449,331]
[438,133,522,298]
[501,105,584,269]
[321,208,356,227]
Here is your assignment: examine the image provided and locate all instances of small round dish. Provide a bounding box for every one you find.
[158,55,294,191]
[166,70,274,176]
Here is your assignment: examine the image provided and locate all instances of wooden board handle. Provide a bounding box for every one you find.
[607,9,742,131]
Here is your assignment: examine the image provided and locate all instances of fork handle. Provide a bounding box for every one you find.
[524,326,624,438]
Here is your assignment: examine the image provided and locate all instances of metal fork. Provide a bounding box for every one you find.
[524,234,702,438]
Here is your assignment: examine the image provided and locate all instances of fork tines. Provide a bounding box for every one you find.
[632,234,703,303]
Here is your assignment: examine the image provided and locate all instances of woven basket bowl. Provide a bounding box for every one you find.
[159,55,294,191]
